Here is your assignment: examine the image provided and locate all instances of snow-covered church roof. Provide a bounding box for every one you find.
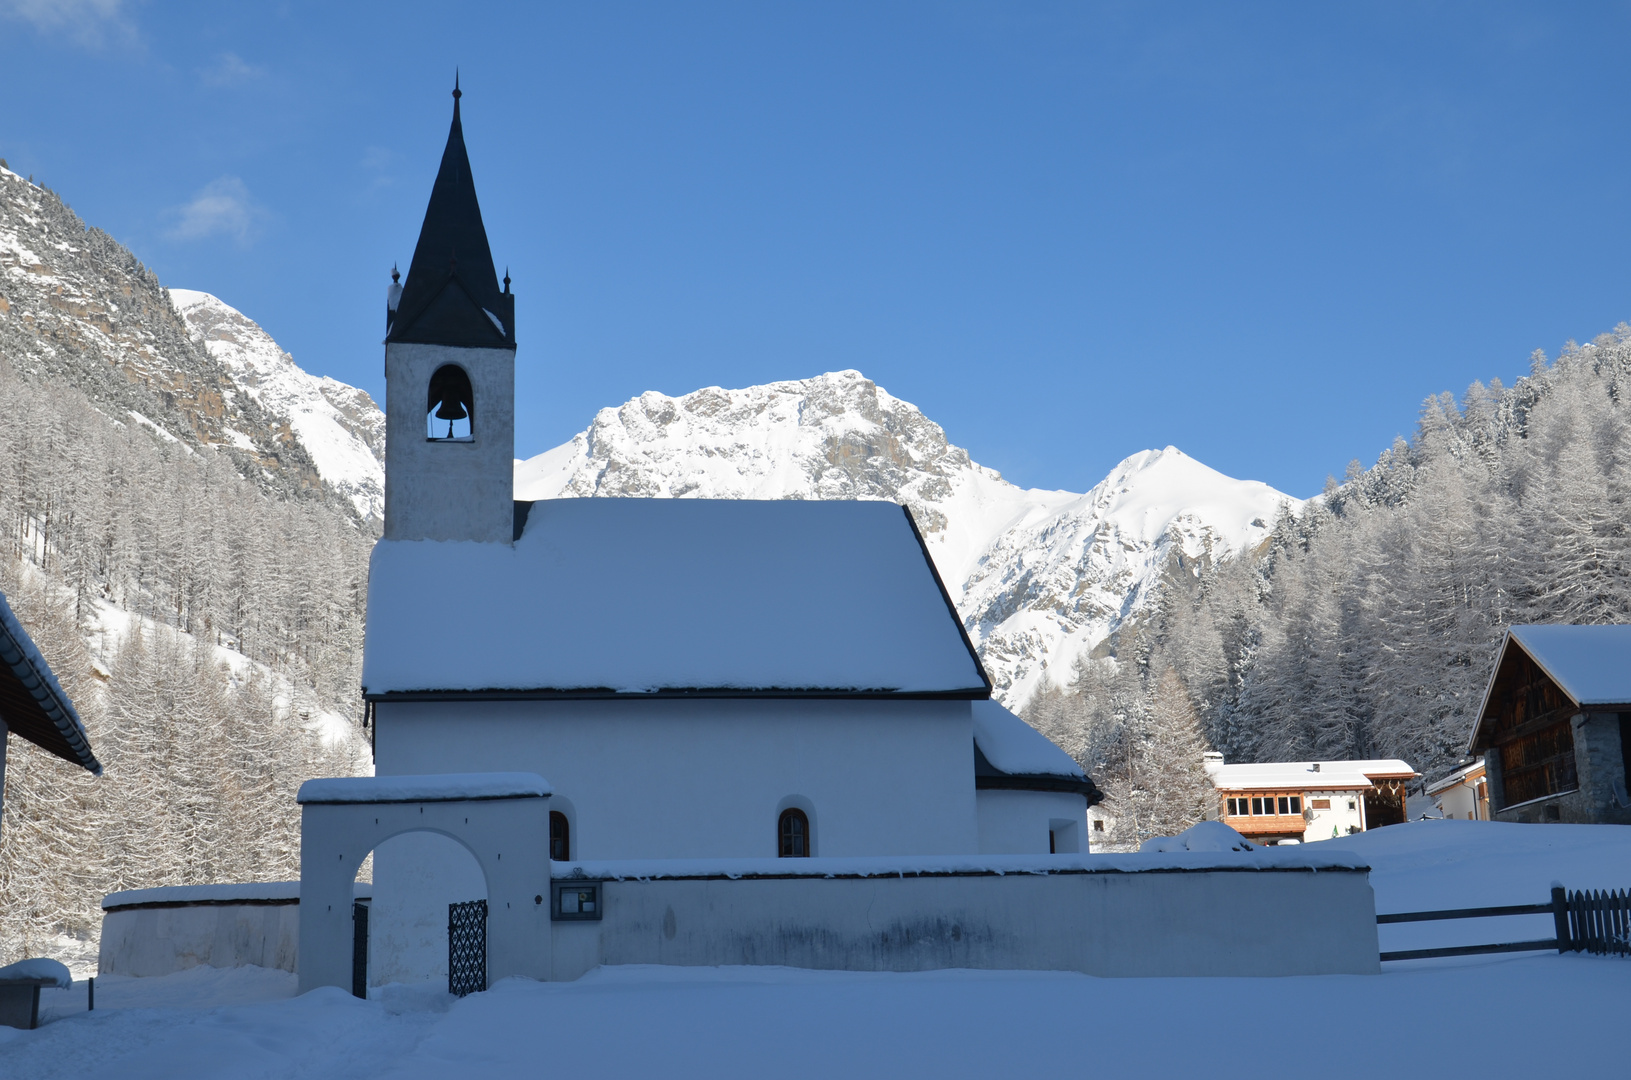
[362,499,991,698]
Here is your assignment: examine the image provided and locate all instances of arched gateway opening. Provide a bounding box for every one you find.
[356,831,488,994]
[297,773,552,996]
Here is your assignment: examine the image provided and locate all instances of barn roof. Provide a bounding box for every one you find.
[1466,624,1631,754]
[362,499,991,699]
[0,590,99,775]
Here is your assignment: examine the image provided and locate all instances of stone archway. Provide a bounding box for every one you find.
[297,773,551,995]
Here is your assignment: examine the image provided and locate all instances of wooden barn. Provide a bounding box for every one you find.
[1468,625,1631,825]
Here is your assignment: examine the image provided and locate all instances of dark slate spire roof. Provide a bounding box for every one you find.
[388,76,515,349]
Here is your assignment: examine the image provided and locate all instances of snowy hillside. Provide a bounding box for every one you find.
[169,290,384,521]
[516,371,1299,706]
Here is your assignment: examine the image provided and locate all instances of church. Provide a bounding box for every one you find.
[345,81,1102,991]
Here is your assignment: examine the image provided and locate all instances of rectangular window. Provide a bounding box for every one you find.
[1093,819,1105,832]
[1289,796,1302,814]
[1251,797,1264,815]
[1311,798,1331,810]
[1227,798,1241,816]
[1277,796,1290,815]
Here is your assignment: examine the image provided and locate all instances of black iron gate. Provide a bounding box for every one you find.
[351,901,369,999]
[448,899,488,997]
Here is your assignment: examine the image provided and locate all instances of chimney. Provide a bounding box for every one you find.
[1312,762,1321,772]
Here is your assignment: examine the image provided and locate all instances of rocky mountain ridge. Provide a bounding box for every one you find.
[0,165,380,524]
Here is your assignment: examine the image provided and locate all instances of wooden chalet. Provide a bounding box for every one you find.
[1467,625,1631,825]
[1204,754,1416,844]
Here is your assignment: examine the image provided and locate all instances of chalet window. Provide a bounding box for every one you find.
[426,364,474,441]
[1251,797,1265,815]
[1289,796,1301,814]
[1311,798,1331,810]
[778,808,810,858]
[1226,798,1239,816]
[1500,720,1579,807]
[549,811,570,861]
[1093,819,1105,832]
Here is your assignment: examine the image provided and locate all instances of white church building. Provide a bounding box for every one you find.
[100,85,1384,994]
[340,80,1104,993]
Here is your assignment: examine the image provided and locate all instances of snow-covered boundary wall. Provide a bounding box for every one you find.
[98,882,370,977]
[551,856,1381,979]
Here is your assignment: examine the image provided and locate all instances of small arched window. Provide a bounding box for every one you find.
[427,364,474,441]
[550,811,570,862]
[777,808,810,858]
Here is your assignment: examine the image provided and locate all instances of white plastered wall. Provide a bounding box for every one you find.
[373,698,978,859]
[1434,782,1480,820]
[551,867,1381,980]
[1304,789,1367,841]
[975,789,1087,854]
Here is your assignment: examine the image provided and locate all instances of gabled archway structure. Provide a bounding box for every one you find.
[296,773,552,994]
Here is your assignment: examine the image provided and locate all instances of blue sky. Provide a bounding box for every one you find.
[3,2,1629,497]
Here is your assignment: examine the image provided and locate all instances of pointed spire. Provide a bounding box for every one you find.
[387,75,514,348]
[503,267,511,294]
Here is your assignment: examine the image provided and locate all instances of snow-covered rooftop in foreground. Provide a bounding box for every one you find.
[1505,624,1631,707]
[971,700,1082,777]
[362,499,988,696]
[1204,758,1415,791]
[296,773,551,804]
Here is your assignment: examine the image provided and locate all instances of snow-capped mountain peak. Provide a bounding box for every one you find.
[169,290,384,521]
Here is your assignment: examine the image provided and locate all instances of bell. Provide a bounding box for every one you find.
[434,396,468,421]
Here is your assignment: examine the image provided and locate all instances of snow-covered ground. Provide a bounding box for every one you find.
[4,822,1626,1077]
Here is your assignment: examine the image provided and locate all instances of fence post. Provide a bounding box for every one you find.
[1551,886,1571,953]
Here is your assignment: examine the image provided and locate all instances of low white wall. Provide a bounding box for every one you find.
[99,882,371,978]
[100,904,298,977]
[550,861,1381,980]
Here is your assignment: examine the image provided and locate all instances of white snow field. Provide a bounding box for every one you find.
[4,823,1627,1078]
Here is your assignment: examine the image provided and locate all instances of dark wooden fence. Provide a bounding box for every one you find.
[1378,886,1630,962]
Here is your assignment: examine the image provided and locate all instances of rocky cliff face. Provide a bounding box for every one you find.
[169,290,384,522]
[0,165,380,524]
[516,371,1300,707]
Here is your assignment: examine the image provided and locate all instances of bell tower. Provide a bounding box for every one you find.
[383,76,517,544]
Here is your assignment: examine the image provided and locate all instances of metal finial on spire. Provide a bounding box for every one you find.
[391,263,400,284]
[503,267,511,294]
[453,69,462,101]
